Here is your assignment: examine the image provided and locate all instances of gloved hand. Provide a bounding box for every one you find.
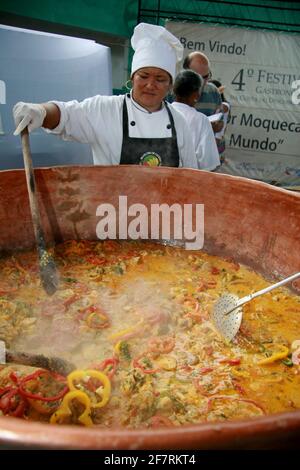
[13,102,46,135]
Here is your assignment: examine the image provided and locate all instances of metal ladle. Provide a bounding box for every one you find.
[211,271,300,342]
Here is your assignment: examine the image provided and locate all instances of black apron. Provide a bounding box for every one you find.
[120,96,180,167]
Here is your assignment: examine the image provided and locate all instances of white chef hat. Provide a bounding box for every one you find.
[131,23,183,82]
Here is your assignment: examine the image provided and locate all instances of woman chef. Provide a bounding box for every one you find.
[13,23,197,169]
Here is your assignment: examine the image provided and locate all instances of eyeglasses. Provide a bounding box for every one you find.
[202,71,212,80]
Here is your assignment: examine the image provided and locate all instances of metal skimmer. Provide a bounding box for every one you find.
[212,271,300,342]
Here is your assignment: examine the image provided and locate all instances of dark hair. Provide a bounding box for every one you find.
[209,79,225,101]
[182,55,192,70]
[173,70,203,98]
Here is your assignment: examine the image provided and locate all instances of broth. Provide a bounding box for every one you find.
[0,240,299,427]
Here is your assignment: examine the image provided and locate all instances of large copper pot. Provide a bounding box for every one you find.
[0,165,299,449]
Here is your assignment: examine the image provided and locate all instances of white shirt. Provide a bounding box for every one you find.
[215,101,231,139]
[46,94,198,169]
[171,102,220,171]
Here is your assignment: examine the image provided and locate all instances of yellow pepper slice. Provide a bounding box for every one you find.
[257,345,289,365]
[67,369,111,408]
[231,368,250,378]
[50,390,93,426]
[108,319,144,341]
[86,310,109,329]
[114,341,122,355]
[109,326,137,341]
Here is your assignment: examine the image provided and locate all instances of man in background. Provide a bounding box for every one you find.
[183,51,223,133]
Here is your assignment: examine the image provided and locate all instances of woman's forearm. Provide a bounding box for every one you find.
[42,102,61,129]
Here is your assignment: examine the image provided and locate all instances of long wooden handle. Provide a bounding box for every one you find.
[21,128,46,252]
[20,129,59,295]
[0,339,75,376]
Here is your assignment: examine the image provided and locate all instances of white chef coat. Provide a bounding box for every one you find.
[46,93,198,169]
[170,102,220,171]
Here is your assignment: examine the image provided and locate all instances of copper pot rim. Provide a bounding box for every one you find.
[0,409,300,449]
[0,166,299,448]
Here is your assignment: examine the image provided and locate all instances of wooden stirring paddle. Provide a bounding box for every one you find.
[21,128,59,295]
[0,340,75,376]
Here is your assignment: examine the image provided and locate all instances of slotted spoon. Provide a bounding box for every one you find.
[212,271,300,342]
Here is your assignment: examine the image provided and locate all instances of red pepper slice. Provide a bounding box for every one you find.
[86,256,106,266]
[90,357,119,380]
[76,304,97,322]
[76,305,110,330]
[103,240,120,251]
[148,336,175,354]
[10,398,27,417]
[19,370,68,402]
[132,355,159,374]
[0,282,18,295]
[9,371,20,384]
[149,414,174,427]
[0,387,27,417]
[86,308,110,329]
[224,258,240,271]
[211,267,220,275]
[232,379,246,395]
[98,358,119,379]
[207,395,265,414]
[219,358,241,366]
[64,294,81,311]
[199,367,213,374]
[197,279,217,291]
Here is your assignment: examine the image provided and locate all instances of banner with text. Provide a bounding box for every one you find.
[166,22,300,188]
